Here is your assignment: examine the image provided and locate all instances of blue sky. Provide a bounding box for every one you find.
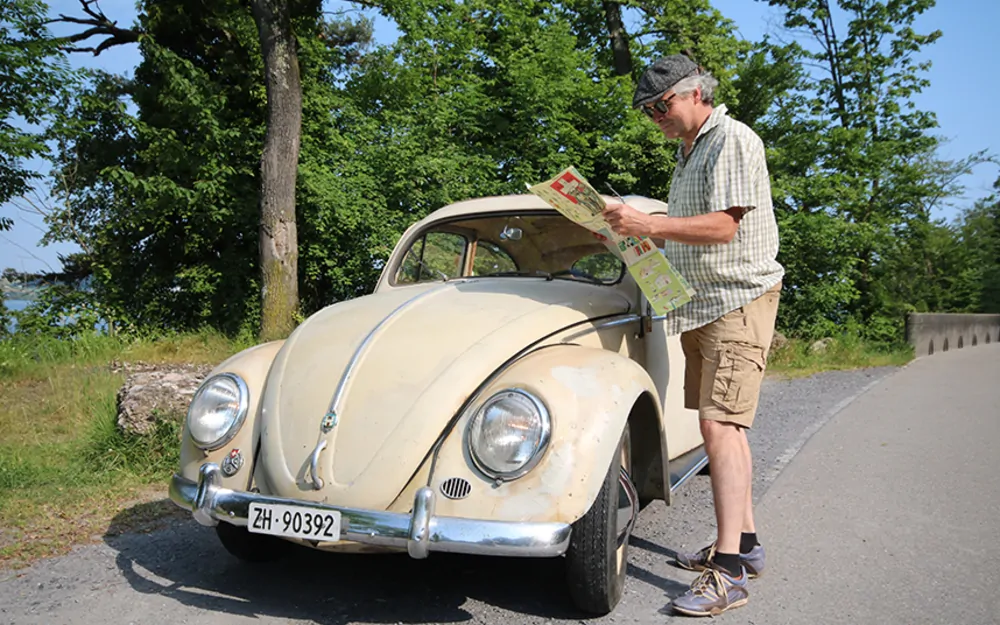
[2,0,997,274]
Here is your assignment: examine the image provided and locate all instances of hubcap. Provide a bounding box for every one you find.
[616,466,639,548]
[614,435,638,573]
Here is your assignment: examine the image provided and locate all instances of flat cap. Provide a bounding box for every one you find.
[632,55,700,108]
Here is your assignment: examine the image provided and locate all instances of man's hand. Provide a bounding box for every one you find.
[602,202,651,237]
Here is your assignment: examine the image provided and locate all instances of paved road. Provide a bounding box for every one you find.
[0,347,994,624]
[742,343,1000,625]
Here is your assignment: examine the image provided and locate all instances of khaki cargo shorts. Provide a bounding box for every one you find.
[680,283,782,428]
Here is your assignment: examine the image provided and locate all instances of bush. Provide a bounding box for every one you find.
[10,283,105,340]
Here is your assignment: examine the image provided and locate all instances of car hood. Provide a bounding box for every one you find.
[257,278,631,509]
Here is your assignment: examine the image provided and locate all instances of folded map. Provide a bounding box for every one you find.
[528,166,694,315]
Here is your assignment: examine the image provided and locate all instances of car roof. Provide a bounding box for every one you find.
[414,193,669,228]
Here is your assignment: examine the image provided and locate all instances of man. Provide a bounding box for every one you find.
[603,55,784,617]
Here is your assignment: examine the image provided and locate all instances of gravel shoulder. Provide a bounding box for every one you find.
[0,366,898,625]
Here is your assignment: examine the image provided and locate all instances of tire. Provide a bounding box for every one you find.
[565,427,637,615]
[215,521,286,563]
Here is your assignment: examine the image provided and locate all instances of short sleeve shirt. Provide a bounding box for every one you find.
[661,104,784,335]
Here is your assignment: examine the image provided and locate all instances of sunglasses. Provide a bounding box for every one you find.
[641,93,677,118]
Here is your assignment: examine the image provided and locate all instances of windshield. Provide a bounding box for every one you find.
[393,212,625,286]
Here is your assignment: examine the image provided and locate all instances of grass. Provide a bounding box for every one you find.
[0,329,247,569]
[0,327,913,570]
[767,334,914,378]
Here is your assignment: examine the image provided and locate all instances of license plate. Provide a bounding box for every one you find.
[247,502,341,541]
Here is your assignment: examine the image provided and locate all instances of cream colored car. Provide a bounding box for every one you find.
[169,193,706,615]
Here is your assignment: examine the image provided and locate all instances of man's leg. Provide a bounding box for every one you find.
[683,289,778,571]
[672,287,780,615]
[742,428,756,535]
[700,419,750,557]
[671,412,753,617]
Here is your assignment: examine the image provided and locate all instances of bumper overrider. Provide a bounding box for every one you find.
[169,463,572,559]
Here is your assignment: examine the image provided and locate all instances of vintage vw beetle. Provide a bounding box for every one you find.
[169,193,707,614]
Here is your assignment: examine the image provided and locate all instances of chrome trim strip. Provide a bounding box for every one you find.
[669,446,709,493]
[593,314,642,330]
[311,284,453,490]
[555,314,641,343]
[308,440,327,490]
[170,465,571,559]
[325,284,452,419]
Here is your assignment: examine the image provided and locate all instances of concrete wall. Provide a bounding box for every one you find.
[905,313,1000,358]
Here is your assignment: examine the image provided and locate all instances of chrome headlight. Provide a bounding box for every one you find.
[186,373,249,450]
[467,389,551,480]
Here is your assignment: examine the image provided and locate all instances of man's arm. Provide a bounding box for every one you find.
[603,203,745,245]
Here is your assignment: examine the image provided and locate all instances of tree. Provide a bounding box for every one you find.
[1,0,77,213]
[50,0,329,339]
[756,0,967,340]
[251,0,321,340]
[602,1,631,76]
[44,0,381,334]
[958,178,1000,313]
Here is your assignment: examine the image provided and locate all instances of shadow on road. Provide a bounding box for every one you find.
[102,500,588,624]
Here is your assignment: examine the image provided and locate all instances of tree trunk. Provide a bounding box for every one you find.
[602,1,632,77]
[252,0,301,341]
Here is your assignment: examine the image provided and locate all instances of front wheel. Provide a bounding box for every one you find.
[565,427,638,614]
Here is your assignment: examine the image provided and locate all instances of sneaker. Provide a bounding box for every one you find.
[671,566,749,617]
[675,542,766,578]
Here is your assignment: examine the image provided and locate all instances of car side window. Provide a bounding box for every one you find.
[472,240,517,276]
[572,252,624,283]
[396,231,468,284]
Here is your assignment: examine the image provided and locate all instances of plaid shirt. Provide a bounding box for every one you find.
[660,104,784,335]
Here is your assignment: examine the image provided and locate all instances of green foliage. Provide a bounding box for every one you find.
[41,0,749,331]
[954,180,1000,313]
[0,0,78,206]
[17,0,997,344]
[768,326,914,378]
[748,0,990,340]
[0,374,179,492]
[49,2,268,333]
[0,292,10,339]
[8,283,104,340]
[473,241,518,276]
[0,329,122,377]
[82,396,181,478]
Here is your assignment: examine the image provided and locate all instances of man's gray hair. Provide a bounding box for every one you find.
[672,73,719,105]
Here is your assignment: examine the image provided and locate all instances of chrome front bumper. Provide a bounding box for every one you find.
[169,463,572,559]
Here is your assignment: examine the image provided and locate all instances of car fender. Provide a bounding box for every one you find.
[403,344,667,525]
[178,340,285,490]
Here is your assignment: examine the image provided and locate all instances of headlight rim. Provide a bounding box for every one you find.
[466,387,551,481]
[186,372,250,451]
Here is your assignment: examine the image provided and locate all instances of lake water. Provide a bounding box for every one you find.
[4,298,29,333]
[4,297,110,335]
[4,299,29,313]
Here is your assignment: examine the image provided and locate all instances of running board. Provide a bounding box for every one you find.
[669,445,709,493]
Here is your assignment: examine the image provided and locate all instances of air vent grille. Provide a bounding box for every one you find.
[440,477,472,500]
